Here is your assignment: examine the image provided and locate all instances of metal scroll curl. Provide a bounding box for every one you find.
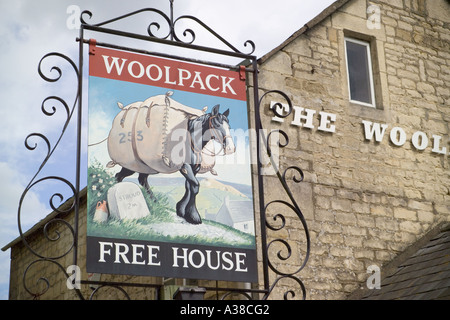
[23,258,83,300]
[263,275,307,300]
[80,8,172,40]
[18,52,82,299]
[220,291,253,300]
[172,15,256,55]
[258,90,311,300]
[79,4,255,55]
[89,285,131,300]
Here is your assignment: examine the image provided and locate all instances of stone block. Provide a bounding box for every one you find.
[262,50,292,75]
[370,205,392,217]
[331,198,352,212]
[418,211,435,223]
[394,207,417,221]
[335,212,357,226]
[417,82,436,94]
[289,37,313,57]
[399,221,422,233]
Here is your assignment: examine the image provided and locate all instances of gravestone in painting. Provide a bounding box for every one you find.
[107,182,150,220]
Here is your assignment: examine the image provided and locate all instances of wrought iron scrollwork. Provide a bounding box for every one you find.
[172,15,256,55]
[15,1,310,300]
[89,285,131,300]
[18,52,83,299]
[220,291,253,300]
[80,8,172,40]
[257,91,311,300]
[79,4,255,55]
[23,258,83,300]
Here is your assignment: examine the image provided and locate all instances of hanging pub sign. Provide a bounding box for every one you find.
[86,42,258,282]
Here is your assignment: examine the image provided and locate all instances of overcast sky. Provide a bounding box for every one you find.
[0,0,335,300]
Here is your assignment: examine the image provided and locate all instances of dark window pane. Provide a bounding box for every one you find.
[346,40,373,105]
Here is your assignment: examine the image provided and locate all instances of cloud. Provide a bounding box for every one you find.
[0,2,80,175]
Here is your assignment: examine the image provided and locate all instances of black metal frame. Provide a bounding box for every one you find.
[17,1,310,300]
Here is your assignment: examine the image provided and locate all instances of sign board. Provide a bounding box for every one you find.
[86,43,257,282]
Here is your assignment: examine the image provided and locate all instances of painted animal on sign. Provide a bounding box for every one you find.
[106,92,236,224]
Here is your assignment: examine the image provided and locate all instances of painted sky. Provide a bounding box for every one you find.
[88,75,252,185]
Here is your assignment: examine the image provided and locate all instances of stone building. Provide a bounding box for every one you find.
[254,0,449,299]
[2,0,450,300]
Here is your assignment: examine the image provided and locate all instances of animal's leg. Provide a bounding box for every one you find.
[115,167,135,182]
[177,164,201,224]
[186,176,201,224]
[176,179,190,219]
[138,173,156,202]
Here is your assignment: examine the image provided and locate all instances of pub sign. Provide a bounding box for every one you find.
[86,43,258,282]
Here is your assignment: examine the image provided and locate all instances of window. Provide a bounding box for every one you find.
[344,37,376,108]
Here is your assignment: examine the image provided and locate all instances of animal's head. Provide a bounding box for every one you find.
[209,105,235,155]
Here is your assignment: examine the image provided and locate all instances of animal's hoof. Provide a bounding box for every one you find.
[176,203,185,218]
[184,208,202,225]
[185,215,202,225]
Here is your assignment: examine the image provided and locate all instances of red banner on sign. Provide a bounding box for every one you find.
[89,44,247,101]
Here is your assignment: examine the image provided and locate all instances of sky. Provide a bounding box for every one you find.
[0,0,336,300]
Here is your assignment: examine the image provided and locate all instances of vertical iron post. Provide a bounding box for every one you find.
[252,58,269,293]
[73,25,84,272]
[169,0,174,41]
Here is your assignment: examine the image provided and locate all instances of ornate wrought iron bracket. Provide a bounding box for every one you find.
[18,51,83,299]
[16,0,309,300]
[256,91,311,300]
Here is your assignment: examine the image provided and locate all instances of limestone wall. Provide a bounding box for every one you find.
[255,0,449,299]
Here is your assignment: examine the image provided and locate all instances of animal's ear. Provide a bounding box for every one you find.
[211,104,220,116]
[223,109,230,117]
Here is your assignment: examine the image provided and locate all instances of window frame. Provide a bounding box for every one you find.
[344,37,377,108]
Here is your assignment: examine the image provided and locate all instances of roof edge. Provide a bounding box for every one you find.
[347,221,450,300]
[258,0,352,65]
